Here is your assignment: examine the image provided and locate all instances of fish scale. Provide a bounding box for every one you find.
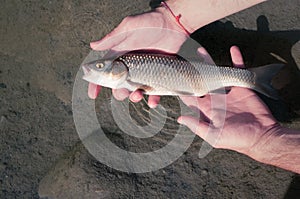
[117,53,255,95]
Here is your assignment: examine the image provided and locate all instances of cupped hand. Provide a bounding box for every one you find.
[88,7,188,108]
[178,46,280,156]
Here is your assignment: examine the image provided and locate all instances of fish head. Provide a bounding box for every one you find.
[82,59,128,89]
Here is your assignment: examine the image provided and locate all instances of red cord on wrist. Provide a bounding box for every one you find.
[161,1,191,35]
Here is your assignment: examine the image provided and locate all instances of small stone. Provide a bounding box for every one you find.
[0,116,7,128]
[117,174,122,179]
[66,71,72,79]
[0,83,7,88]
[201,169,208,176]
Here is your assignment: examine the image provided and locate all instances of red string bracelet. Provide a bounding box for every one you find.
[161,1,191,35]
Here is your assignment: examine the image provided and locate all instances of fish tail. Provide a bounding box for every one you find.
[249,64,284,100]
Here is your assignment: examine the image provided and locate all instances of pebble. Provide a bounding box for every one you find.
[0,83,7,88]
[201,169,208,176]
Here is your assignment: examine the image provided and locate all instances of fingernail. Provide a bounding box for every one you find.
[148,102,157,109]
[148,98,159,109]
[117,92,128,100]
[113,89,129,101]
[90,41,101,50]
[90,42,96,49]
[177,117,185,125]
[131,92,142,102]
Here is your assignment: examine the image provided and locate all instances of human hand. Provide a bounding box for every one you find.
[88,7,188,108]
[178,46,280,157]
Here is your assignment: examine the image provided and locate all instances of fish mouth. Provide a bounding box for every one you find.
[81,64,98,84]
[82,64,106,86]
[82,64,91,75]
[82,67,99,85]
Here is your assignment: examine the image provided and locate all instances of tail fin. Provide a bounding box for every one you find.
[249,64,284,100]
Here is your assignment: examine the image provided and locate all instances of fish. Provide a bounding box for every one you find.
[82,52,283,99]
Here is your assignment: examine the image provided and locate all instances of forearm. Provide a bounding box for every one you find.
[165,0,267,32]
[250,127,300,174]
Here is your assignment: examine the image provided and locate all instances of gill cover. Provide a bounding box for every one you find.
[111,60,128,78]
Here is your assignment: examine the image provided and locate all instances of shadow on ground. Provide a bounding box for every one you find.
[190,15,300,122]
[189,15,300,198]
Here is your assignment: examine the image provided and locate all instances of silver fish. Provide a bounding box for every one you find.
[82,52,283,99]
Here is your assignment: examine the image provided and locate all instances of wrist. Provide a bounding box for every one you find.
[163,0,195,33]
[155,5,190,35]
[245,124,283,162]
[164,0,268,33]
[247,125,300,169]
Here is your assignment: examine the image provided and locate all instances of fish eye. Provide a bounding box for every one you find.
[96,62,104,68]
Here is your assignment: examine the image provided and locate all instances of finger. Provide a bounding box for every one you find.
[230,46,245,68]
[112,88,130,101]
[197,47,215,64]
[178,116,209,139]
[179,95,212,122]
[179,96,201,113]
[228,86,255,99]
[179,95,211,114]
[147,95,160,108]
[179,96,199,108]
[129,89,144,103]
[88,83,101,99]
[103,50,125,60]
[90,19,128,51]
[90,32,127,51]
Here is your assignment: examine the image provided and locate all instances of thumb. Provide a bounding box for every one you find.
[178,116,209,139]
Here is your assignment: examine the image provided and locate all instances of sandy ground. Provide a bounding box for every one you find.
[0,0,300,198]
